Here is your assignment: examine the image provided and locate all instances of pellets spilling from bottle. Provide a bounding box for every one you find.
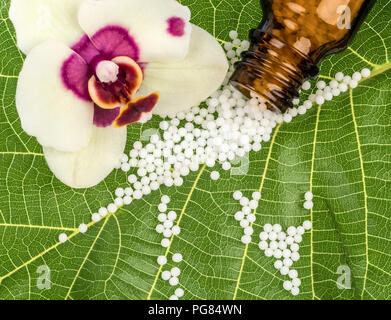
[56,29,371,299]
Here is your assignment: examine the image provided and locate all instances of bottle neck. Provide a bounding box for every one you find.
[230,29,319,113]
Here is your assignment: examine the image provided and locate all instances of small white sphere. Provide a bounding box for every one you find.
[108,203,117,214]
[288,269,298,279]
[278,241,287,250]
[133,190,143,200]
[287,226,297,236]
[361,68,371,78]
[252,191,261,201]
[264,248,274,257]
[277,232,286,241]
[263,223,273,233]
[291,243,300,252]
[59,233,68,243]
[172,253,183,263]
[258,241,268,250]
[210,171,220,180]
[247,214,256,223]
[302,81,311,91]
[79,224,88,233]
[335,72,344,81]
[292,278,301,287]
[92,213,101,222]
[161,238,170,248]
[115,187,125,198]
[163,228,173,238]
[352,71,362,82]
[294,234,303,243]
[283,249,292,258]
[161,195,171,204]
[158,213,167,222]
[283,280,293,291]
[164,220,174,229]
[303,220,312,230]
[248,200,259,210]
[123,196,132,205]
[229,30,238,40]
[296,226,305,235]
[175,288,184,298]
[269,241,278,250]
[315,95,325,105]
[233,191,243,200]
[169,277,179,286]
[273,249,282,259]
[244,226,254,236]
[283,258,293,267]
[349,79,358,89]
[156,224,164,233]
[259,232,269,241]
[98,207,108,217]
[158,203,168,213]
[316,81,326,89]
[304,200,314,210]
[240,197,249,207]
[241,235,252,244]
[157,256,167,266]
[242,206,251,215]
[128,174,137,184]
[234,211,245,221]
[280,266,289,275]
[291,286,300,296]
[304,191,313,201]
[291,252,300,262]
[172,225,181,235]
[114,197,124,207]
[286,236,294,245]
[272,224,282,233]
[274,260,283,270]
[162,271,171,280]
[167,211,177,221]
[240,219,249,228]
[171,267,181,277]
[268,232,278,242]
[169,295,179,300]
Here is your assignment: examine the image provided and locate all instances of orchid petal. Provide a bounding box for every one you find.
[43,126,127,189]
[16,40,94,152]
[78,0,191,62]
[138,25,229,117]
[9,0,84,54]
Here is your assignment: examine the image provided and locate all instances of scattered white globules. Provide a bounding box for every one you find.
[55,29,371,301]
[59,233,68,243]
[258,220,312,296]
[303,191,314,210]
[233,191,260,244]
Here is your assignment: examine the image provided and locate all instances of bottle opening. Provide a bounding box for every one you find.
[230,31,319,113]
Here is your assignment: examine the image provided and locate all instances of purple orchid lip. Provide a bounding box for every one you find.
[167,17,186,37]
[93,104,121,127]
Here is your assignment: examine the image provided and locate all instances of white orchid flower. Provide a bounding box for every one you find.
[9,0,228,189]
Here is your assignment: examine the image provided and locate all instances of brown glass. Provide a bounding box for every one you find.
[230,0,377,112]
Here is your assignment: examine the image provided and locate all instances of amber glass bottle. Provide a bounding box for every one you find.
[230,0,377,112]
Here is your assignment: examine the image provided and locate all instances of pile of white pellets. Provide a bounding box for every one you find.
[258,220,313,296]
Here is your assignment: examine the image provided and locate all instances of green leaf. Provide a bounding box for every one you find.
[0,0,390,300]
